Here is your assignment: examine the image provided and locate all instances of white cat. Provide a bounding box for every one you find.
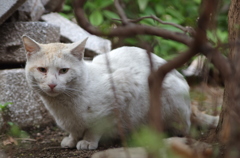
[22,36,218,150]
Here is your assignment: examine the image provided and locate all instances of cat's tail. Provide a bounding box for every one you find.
[190,105,219,128]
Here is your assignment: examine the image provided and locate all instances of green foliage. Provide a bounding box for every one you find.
[0,102,12,112]
[0,102,29,138]
[90,10,104,26]
[138,0,149,11]
[7,122,29,138]
[127,126,177,157]
[59,0,74,20]
[61,0,229,60]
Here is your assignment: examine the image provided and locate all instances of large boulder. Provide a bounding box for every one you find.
[0,0,27,25]
[41,13,112,57]
[0,69,54,130]
[0,22,60,66]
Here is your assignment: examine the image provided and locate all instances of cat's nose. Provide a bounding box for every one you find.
[48,84,57,90]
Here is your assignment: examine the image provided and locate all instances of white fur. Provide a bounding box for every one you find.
[24,37,191,150]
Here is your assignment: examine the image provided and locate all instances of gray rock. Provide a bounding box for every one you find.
[0,69,54,130]
[44,0,65,12]
[14,0,45,21]
[91,147,148,158]
[41,0,50,6]
[41,13,112,57]
[0,0,27,25]
[0,22,60,65]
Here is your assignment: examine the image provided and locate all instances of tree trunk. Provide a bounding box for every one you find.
[217,0,240,157]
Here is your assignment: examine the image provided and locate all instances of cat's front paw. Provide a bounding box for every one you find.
[61,136,77,148]
[76,140,98,150]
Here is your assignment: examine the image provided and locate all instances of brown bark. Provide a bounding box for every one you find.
[217,0,240,157]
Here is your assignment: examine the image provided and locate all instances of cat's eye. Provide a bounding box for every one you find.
[59,68,69,74]
[37,67,47,73]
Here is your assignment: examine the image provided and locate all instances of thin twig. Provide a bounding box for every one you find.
[114,0,129,25]
[103,31,131,158]
[15,138,36,141]
[113,15,196,35]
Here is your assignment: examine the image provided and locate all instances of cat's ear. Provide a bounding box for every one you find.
[22,35,41,57]
[70,38,88,60]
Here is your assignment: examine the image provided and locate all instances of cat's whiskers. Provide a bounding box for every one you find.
[63,91,73,98]
[65,90,77,97]
[29,80,40,86]
[31,84,39,87]
[65,87,81,93]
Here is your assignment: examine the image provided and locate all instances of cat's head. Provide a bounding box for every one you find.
[22,36,88,97]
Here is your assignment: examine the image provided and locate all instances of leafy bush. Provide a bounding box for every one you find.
[60,0,229,60]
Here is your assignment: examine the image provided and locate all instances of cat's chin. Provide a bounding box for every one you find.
[44,91,61,97]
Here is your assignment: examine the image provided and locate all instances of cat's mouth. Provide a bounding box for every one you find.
[45,89,61,97]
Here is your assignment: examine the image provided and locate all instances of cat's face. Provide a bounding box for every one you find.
[22,36,87,97]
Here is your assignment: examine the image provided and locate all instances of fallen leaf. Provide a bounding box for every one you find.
[3,136,18,146]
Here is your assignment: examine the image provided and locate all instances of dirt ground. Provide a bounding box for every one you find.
[0,84,224,158]
[0,125,122,158]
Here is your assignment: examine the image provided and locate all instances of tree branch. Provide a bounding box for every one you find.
[114,0,129,25]
[113,15,196,36]
[73,0,192,46]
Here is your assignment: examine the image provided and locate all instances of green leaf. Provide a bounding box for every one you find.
[7,122,29,138]
[4,102,12,106]
[63,5,71,12]
[0,102,12,112]
[8,123,21,137]
[98,0,113,9]
[20,131,29,138]
[124,38,138,45]
[8,122,14,126]
[90,11,103,26]
[154,5,165,15]
[103,10,119,19]
[137,0,149,11]
[166,8,184,23]
[84,2,95,10]
[193,0,201,4]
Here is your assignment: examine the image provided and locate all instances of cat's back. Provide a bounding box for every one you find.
[92,46,166,70]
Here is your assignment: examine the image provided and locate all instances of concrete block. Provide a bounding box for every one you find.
[0,0,27,25]
[0,22,60,65]
[41,13,112,57]
[0,69,54,130]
